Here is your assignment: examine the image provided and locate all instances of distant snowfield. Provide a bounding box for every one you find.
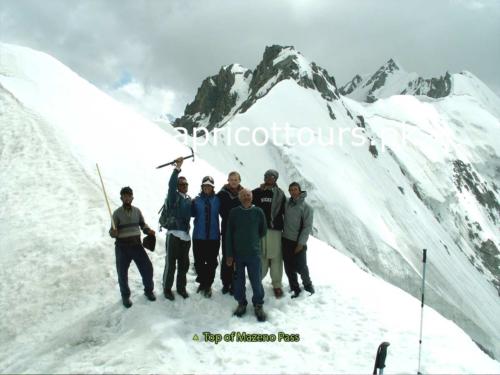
[1,43,499,373]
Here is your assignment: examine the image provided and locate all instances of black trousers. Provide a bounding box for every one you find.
[220,233,235,288]
[162,233,191,292]
[282,237,312,292]
[193,239,220,288]
[115,241,154,297]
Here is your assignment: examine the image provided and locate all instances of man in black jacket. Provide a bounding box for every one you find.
[216,171,243,294]
[252,169,286,298]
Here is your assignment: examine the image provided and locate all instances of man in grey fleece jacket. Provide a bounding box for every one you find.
[282,182,315,298]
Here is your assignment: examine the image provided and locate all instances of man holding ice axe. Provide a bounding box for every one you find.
[160,156,193,300]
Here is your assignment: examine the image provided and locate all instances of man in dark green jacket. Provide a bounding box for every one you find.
[226,189,268,321]
[162,157,192,300]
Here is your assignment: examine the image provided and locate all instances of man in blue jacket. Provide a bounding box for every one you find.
[162,157,192,300]
[191,176,220,297]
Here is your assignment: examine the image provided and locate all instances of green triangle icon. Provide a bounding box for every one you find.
[193,334,200,341]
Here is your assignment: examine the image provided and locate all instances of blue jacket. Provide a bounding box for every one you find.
[191,192,221,240]
[164,169,191,232]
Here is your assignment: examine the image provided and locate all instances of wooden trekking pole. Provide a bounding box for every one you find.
[96,163,116,230]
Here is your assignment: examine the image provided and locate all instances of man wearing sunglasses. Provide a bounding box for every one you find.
[161,157,192,300]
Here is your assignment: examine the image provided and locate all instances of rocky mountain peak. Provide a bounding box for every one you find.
[362,58,404,102]
[175,44,340,134]
[385,58,401,73]
[173,63,253,134]
[339,74,363,96]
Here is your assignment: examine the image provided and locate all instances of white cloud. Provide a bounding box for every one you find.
[1,0,499,117]
[107,80,178,120]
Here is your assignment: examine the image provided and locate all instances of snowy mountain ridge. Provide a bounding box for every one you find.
[1,42,499,373]
[339,58,453,103]
[172,45,500,360]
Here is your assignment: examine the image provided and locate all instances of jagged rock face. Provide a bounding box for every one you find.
[339,74,362,96]
[403,72,452,98]
[341,59,452,102]
[173,64,252,134]
[241,45,339,111]
[174,45,340,134]
[364,59,400,103]
[453,160,500,221]
[451,159,500,292]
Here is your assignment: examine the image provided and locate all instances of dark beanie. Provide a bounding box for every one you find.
[264,169,279,180]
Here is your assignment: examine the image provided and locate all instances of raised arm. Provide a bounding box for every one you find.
[167,168,180,206]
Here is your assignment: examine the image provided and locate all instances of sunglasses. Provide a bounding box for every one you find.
[178,182,189,186]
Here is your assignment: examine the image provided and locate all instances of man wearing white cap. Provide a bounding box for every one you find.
[191,176,221,297]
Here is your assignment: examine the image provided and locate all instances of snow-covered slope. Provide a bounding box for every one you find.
[173,47,500,359]
[1,42,499,372]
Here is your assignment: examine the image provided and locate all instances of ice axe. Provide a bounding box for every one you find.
[156,147,195,169]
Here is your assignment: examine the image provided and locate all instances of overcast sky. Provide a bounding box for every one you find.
[1,0,499,117]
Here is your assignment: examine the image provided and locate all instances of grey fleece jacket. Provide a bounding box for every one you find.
[110,205,151,239]
[282,191,313,246]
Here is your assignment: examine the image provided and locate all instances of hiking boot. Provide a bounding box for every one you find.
[304,284,315,294]
[254,304,267,322]
[197,284,205,294]
[291,289,301,299]
[222,285,230,294]
[163,289,175,301]
[273,287,284,298]
[203,287,212,298]
[229,285,234,295]
[122,296,133,308]
[233,303,247,317]
[144,291,156,301]
[177,289,189,299]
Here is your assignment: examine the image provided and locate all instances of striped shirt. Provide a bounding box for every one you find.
[110,206,150,239]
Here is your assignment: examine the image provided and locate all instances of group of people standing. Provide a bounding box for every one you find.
[109,156,315,321]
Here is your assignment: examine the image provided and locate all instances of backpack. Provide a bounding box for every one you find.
[158,193,187,231]
[158,204,168,231]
